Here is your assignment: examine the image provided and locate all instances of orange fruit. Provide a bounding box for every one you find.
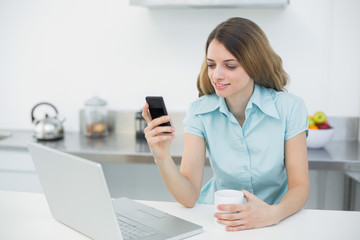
[309,125,319,130]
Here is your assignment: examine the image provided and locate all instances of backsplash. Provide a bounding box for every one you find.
[327,117,359,141]
[79,110,186,136]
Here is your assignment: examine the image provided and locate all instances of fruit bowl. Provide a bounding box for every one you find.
[307,128,335,149]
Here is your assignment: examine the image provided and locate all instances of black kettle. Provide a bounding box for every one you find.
[31,102,65,141]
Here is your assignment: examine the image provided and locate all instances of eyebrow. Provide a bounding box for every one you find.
[207,58,237,62]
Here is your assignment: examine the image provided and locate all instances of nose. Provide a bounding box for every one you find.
[212,66,225,80]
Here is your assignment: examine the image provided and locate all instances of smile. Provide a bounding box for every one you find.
[214,82,230,89]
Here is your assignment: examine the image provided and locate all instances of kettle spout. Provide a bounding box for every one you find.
[59,116,66,123]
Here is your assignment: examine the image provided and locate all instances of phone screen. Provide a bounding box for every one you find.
[146,96,171,127]
[149,107,166,119]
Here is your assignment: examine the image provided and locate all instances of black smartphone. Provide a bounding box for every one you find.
[145,96,171,127]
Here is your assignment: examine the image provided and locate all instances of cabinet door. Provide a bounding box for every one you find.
[305,169,344,210]
[0,148,42,192]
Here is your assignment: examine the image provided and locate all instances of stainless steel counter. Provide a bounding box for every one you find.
[0,130,182,164]
[1,130,360,171]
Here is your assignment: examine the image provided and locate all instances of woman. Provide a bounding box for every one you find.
[142,17,309,231]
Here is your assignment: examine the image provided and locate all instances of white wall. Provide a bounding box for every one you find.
[1,0,359,132]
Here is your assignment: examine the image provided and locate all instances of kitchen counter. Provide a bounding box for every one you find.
[0,129,181,164]
[1,129,360,172]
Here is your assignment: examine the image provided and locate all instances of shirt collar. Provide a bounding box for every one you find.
[247,84,280,119]
[194,84,280,120]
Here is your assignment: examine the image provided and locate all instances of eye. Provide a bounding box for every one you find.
[207,64,215,69]
[226,65,237,69]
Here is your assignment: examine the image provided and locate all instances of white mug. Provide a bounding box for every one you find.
[214,189,244,230]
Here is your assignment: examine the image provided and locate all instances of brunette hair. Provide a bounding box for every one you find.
[197,17,288,97]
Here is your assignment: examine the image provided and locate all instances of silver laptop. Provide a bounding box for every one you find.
[28,142,203,240]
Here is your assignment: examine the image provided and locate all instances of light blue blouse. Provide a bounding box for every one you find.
[183,84,308,205]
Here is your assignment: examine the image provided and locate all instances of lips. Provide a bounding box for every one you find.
[214,82,230,90]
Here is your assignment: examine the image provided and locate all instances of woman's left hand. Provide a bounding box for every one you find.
[214,190,279,231]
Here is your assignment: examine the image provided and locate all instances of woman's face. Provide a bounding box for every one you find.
[207,39,253,100]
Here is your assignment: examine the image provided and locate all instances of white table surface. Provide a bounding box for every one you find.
[1,191,360,240]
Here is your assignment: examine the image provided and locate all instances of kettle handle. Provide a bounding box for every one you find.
[31,102,59,123]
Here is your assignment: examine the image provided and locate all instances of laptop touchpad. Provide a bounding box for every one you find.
[135,208,167,219]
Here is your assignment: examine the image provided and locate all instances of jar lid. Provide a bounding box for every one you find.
[85,96,107,106]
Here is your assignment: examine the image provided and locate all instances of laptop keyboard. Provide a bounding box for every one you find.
[116,214,158,240]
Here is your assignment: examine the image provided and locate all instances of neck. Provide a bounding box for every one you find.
[225,81,255,125]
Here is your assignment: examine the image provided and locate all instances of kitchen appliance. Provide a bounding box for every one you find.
[130,0,289,8]
[135,110,146,140]
[31,102,65,141]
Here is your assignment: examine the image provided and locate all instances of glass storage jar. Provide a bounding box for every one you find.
[83,95,108,138]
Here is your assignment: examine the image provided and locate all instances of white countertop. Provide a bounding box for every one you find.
[1,191,360,240]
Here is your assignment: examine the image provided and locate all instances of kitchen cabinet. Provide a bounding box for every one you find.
[344,171,360,210]
[0,148,42,193]
[101,162,214,201]
[307,170,345,210]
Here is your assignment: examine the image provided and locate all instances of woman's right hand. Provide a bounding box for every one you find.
[142,103,175,161]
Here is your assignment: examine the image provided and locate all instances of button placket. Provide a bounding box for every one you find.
[239,123,254,193]
[242,136,255,193]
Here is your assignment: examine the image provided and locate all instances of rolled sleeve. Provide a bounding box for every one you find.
[285,96,309,141]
